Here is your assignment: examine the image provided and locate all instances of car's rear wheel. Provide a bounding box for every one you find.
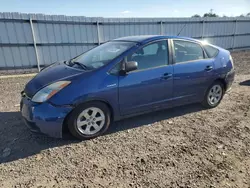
[68,102,111,140]
[202,81,224,108]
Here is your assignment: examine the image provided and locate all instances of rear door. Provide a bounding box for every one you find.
[171,39,216,106]
[118,40,173,115]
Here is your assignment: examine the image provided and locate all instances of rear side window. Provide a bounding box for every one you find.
[203,45,219,58]
[173,40,204,63]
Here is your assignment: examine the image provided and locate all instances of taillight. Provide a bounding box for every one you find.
[229,55,234,69]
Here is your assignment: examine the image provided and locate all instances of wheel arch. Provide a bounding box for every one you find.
[202,77,227,101]
[201,78,226,108]
[62,98,114,134]
[213,78,227,91]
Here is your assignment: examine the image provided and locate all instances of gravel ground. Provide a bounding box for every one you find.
[0,50,250,188]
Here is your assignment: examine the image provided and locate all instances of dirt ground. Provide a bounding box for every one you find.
[0,50,250,188]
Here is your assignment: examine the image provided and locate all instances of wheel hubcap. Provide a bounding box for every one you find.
[207,84,223,105]
[76,107,105,135]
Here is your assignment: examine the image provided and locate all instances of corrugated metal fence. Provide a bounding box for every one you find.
[0,12,250,71]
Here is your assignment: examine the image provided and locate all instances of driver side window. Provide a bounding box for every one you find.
[127,40,169,71]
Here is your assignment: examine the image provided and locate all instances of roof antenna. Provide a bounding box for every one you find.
[177,23,187,36]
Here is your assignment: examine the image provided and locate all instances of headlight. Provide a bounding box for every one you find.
[32,81,71,103]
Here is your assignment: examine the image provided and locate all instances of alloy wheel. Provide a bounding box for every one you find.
[76,107,105,135]
[207,84,223,106]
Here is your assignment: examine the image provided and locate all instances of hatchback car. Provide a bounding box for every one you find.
[20,35,235,140]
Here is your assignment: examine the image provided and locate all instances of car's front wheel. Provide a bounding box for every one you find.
[67,102,111,140]
[202,81,224,108]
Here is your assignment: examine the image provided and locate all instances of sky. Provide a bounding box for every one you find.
[0,0,249,17]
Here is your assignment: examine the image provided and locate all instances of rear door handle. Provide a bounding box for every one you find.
[205,65,213,71]
[161,73,173,80]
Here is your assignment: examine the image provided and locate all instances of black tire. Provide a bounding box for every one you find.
[202,81,225,108]
[67,102,111,140]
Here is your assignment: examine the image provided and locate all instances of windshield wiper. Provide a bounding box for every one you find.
[74,62,89,70]
[68,60,89,70]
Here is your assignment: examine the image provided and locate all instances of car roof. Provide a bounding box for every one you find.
[113,35,200,44]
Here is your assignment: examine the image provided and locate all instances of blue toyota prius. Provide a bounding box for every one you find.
[21,35,235,139]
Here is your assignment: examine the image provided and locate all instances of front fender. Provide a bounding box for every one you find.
[71,93,120,121]
[49,67,121,120]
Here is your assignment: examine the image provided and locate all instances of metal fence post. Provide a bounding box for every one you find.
[232,19,237,50]
[96,21,101,45]
[160,21,163,35]
[29,18,41,71]
[202,20,205,39]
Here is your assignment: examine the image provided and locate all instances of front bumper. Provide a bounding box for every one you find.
[20,97,73,138]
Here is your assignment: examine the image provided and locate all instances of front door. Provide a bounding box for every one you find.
[118,40,173,116]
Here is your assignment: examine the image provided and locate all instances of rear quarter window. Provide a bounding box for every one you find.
[203,45,219,58]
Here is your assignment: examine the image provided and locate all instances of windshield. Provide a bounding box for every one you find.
[71,41,135,70]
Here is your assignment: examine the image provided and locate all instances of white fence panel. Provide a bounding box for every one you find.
[0,12,250,70]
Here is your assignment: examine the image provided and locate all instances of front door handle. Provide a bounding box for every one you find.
[161,73,173,80]
[205,65,213,71]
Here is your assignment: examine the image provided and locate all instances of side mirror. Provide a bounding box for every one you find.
[125,61,138,72]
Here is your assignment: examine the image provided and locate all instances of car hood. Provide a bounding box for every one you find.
[24,62,84,97]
